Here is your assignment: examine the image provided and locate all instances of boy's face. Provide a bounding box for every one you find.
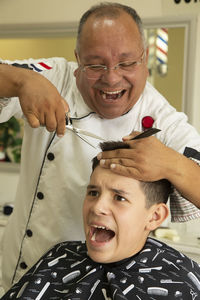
[83,166,156,264]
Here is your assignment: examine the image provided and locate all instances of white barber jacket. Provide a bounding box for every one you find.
[0,57,200,290]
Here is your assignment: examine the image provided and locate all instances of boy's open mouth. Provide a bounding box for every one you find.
[90,225,115,243]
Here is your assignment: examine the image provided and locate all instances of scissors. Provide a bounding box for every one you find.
[65,112,106,149]
[66,112,160,148]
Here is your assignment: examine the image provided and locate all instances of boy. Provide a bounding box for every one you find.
[1,141,200,299]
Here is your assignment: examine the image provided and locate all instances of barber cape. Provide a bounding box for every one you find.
[2,238,200,299]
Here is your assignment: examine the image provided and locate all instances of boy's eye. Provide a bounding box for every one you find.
[115,194,126,202]
[88,190,99,197]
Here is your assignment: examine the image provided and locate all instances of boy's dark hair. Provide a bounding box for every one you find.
[92,141,171,208]
[76,2,146,53]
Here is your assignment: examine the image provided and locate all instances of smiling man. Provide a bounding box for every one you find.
[74,10,148,119]
[2,141,200,300]
[0,2,200,292]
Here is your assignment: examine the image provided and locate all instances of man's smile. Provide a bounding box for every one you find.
[99,89,126,100]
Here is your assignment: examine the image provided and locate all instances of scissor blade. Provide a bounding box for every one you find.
[131,128,161,140]
[71,128,106,141]
[75,133,97,149]
[66,125,98,149]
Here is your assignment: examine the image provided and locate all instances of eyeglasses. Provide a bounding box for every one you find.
[77,51,145,79]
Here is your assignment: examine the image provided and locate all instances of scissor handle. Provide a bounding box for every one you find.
[65,112,72,126]
[131,128,161,140]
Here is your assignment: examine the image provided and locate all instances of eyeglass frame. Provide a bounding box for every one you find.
[76,50,146,79]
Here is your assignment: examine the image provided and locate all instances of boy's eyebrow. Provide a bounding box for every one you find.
[87,185,130,197]
[87,184,98,189]
[112,188,130,197]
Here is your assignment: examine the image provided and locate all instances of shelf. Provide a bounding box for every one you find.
[0,162,20,173]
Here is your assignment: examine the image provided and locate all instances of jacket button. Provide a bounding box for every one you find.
[26,229,33,237]
[47,152,55,161]
[20,262,28,269]
[37,192,44,200]
[3,204,13,215]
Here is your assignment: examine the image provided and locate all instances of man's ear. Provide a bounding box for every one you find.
[144,47,149,77]
[145,47,149,64]
[74,50,79,77]
[145,203,169,231]
[74,50,78,61]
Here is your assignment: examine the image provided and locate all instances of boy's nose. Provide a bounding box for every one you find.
[92,196,110,216]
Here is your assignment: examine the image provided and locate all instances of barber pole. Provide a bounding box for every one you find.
[156,28,168,76]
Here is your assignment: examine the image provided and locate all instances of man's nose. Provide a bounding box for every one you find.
[100,67,122,85]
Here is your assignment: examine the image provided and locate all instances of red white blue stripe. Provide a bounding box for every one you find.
[156,28,168,65]
[30,62,52,72]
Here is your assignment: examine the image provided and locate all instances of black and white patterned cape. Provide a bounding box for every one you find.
[1,237,200,299]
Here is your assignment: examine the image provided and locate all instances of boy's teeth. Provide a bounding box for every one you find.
[93,225,108,230]
[91,232,96,241]
[90,225,115,242]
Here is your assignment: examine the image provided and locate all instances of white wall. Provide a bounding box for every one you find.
[0,0,163,25]
[192,15,200,131]
[0,0,199,24]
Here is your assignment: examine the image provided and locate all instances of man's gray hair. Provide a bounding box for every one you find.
[76,2,146,54]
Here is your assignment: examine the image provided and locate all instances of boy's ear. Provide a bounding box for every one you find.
[145,203,169,231]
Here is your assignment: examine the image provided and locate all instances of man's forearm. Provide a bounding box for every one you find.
[0,63,34,98]
[0,63,68,135]
[167,152,200,208]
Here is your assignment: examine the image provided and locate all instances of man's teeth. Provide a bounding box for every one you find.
[103,90,122,95]
[101,90,123,99]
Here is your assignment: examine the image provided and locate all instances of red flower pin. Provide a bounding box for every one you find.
[142,116,154,130]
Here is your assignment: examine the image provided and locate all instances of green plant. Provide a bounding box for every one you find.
[0,117,23,163]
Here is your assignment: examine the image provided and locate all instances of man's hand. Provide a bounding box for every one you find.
[18,71,69,136]
[97,132,177,182]
[0,64,68,136]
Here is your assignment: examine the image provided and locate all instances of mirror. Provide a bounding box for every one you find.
[145,27,185,112]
